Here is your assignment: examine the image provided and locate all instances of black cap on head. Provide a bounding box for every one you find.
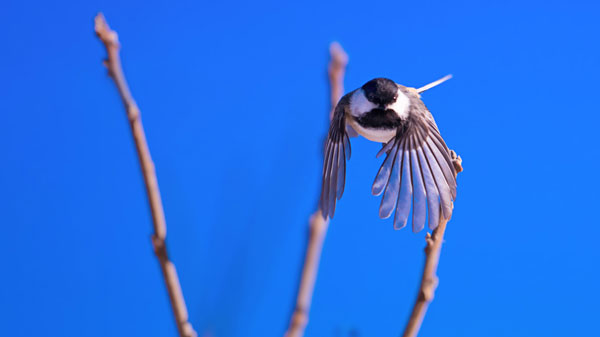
[362,78,398,106]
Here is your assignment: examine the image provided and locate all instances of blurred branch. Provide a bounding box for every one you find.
[94,13,197,337]
[285,42,348,337]
[401,152,463,337]
[328,43,349,121]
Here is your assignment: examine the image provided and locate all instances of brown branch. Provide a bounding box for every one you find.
[402,152,463,337]
[285,42,348,337]
[94,13,197,337]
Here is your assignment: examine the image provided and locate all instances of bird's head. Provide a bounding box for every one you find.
[349,78,410,118]
[362,78,398,106]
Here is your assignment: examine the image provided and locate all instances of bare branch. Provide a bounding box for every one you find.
[401,152,463,337]
[416,74,453,94]
[285,42,348,337]
[94,13,197,337]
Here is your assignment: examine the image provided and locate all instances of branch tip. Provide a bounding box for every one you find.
[94,13,119,47]
[416,74,453,94]
[329,42,349,68]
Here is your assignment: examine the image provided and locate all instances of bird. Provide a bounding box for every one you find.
[319,75,457,232]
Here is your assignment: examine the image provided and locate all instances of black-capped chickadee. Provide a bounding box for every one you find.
[320,76,457,232]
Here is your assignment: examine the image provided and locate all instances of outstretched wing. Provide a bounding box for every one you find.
[372,100,457,231]
[320,93,353,220]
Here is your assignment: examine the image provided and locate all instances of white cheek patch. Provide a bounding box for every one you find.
[349,89,377,117]
[388,89,410,119]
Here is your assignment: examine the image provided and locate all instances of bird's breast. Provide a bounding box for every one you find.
[347,113,398,143]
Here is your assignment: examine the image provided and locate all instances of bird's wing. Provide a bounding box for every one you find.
[372,101,457,231]
[320,93,353,220]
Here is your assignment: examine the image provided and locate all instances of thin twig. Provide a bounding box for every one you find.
[401,152,463,337]
[416,74,453,94]
[94,13,197,337]
[285,42,348,337]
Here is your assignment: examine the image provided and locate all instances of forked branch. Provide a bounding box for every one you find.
[94,13,197,337]
[284,42,348,337]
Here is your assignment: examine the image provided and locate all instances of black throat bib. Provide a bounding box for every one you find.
[356,108,403,130]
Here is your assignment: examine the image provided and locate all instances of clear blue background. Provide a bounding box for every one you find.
[1,1,599,336]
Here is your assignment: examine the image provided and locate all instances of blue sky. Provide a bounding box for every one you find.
[1,0,599,336]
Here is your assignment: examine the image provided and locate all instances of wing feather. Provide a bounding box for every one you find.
[394,141,413,229]
[319,93,353,220]
[343,133,351,160]
[423,140,452,220]
[372,138,400,196]
[410,135,427,232]
[327,142,339,219]
[416,145,441,230]
[337,138,346,199]
[379,138,404,218]
[426,137,456,199]
[427,132,457,199]
[376,138,397,159]
[428,132,456,177]
[320,139,333,217]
